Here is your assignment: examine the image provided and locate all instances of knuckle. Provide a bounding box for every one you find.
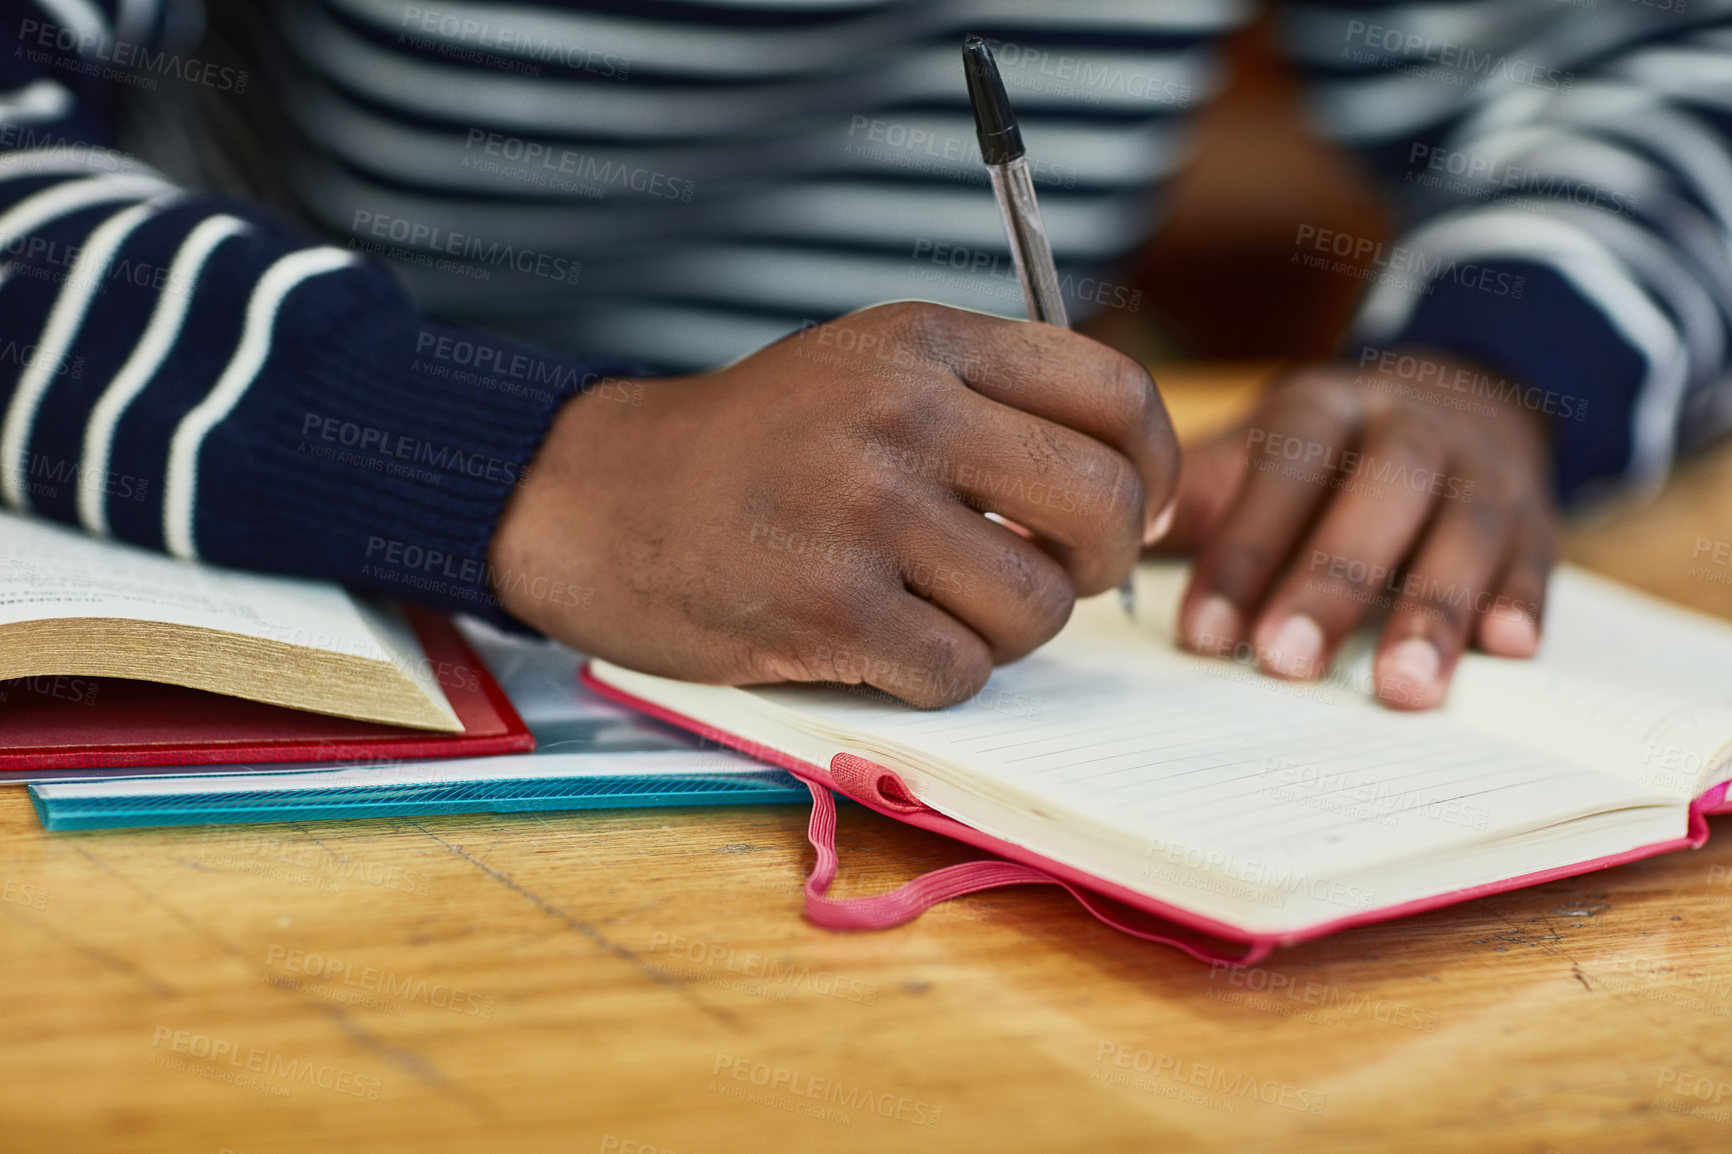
[1399,584,1473,635]
[1367,410,1443,465]
[1458,498,1504,541]
[873,378,952,440]
[1072,557,1132,600]
[1034,581,1077,640]
[1107,355,1159,428]
[1005,549,1074,638]
[879,299,954,350]
[1274,366,1339,404]
[1273,368,1359,423]
[917,632,991,707]
[852,546,904,591]
[1098,454,1145,532]
[1502,560,1549,614]
[994,539,1044,601]
[842,452,910,516]
[1067,529,1139,598]
[862,299,921,327]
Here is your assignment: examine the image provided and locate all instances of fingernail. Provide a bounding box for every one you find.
[1263,614,1324,679]
[1480,608,1539,657]
[1379,637,1442,707]
[1184,594,1240,653]
[1142,498,1178,546]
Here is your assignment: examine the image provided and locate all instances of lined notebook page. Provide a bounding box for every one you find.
[592,560,1704,929]
[757,633,1673,883]
[1446,568,1732,792]
[590,634,1685,928]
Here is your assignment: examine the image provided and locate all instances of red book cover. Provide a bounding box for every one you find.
[0,608,533,775]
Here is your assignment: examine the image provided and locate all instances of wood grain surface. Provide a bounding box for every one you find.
[4,365,1731,1154]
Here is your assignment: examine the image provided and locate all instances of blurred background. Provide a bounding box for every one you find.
[1097,11,1388,368]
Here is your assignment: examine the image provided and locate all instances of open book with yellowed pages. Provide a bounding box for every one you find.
[585,563,1732,962]
[1,512,533,773]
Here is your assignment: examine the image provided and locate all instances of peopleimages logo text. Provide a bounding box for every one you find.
[350,211,581,283]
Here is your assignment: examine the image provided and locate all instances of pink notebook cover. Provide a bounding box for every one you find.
[582,664,1732,964]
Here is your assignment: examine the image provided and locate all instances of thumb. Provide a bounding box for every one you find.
[1147,424,1247,555]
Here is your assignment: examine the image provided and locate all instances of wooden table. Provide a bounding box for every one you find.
[6,365,1732,1154]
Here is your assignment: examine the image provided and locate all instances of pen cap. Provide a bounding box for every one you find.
[963,36,1024,165]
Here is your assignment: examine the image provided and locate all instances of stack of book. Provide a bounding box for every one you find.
[2,511,802,828]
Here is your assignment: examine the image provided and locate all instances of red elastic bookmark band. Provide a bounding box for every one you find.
[798,758,1269,965]
[800,778,1059,931]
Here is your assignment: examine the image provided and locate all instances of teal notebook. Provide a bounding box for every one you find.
[29,755,806,830]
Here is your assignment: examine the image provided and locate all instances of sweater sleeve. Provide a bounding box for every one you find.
[0,0,633,623]
[1278,0,1732,505]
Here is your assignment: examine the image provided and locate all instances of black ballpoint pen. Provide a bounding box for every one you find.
[963,35,1138,620]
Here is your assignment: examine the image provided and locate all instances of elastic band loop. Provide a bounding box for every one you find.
[800,778,1053,929]
[796,780,1270,964]
[828,752,923,812]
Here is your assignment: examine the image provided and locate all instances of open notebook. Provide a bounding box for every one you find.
[586,564,1732,961]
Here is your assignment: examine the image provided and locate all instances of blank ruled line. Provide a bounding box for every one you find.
[769,614,1694,876]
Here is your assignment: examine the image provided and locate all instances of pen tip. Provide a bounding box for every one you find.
[962,34,1023,165]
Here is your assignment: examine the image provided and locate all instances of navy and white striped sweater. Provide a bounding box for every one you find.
[3,0,1729,621]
